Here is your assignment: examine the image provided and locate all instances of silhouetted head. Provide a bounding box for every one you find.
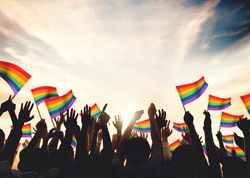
[18,148,47,175]
[222,157,250,178]
[170,145,200,178]
[125,137,150,165]
[0,129,5,149]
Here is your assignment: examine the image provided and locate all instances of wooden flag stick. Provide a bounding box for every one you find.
[11,95,16,101]
[36,106,42,120]
[219,125,221,132]
[51,118,57,129]
[182,104,186,112]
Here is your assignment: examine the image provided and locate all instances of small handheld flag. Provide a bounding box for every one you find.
[44,90,76,119]
[11,123,31,138]
[240,93,250,115]
[0,61,31,95]
[71,135,77,148]
[91,103,101,118]
[31,86,59,106]
[133,119,151,133]
[225,145,245,160]
[15,143,21,156]
[22,139,29,149]
[3,139,6,148]
[222,134,234,144]
[173,122,188,133]
[220,112,243,128]
[176,76,208,106]
[207,95,231,111]
[169,139,180,154]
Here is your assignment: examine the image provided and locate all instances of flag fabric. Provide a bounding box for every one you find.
[173,122,188,133]
[133,119,151,133]
[240,93,250,115]
[176,76,208,105]
[207,95,231,111]
[3,139,6,148]
[91,103,101,118]
[169,139,180,154]
[225,145,245,160]
[71,135,77,148]
[44,90,76,119]
[222,134,234,144]
[31,86,59,106]
[22,139,29,149]
[220,112,243,128]
[11,123,31,138]
[0,61,31,95]
[203,144,207,156]
[15,143,21,156]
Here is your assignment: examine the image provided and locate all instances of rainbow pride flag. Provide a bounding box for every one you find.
[240,93,250,115]
[222,134,234,144]
[225,145,245,160]
[71,134,77,148]
[91,103,101,118]
[0,61,31,95]
[133,119,151,133]
[22,139,29,149]
[176,76,208,105]
[31,86,59,106]
[203,144,207,156]
[44,90,76,119]
[169,139,180,154]
[15,143,21,156]
[207,95,231,111]
[11,123,31,137]
[220,112,243,128]
[3,139,6,148]
[173,122,188,133]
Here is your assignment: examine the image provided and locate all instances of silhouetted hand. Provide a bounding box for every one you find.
[182,127,192,144]
[156,109,167,130]
[139,131,148,140]
[113,115,123,132]
[55,131,64,142]
[36,119,47,135]
[203,110,211,132]
[132,110,144,122]
[47,128,57,139]
[100,112,110,125]
[129,130,138,139]
[64,109,78,131]
[216,131,222,141]
[148,103,156,118]
[54,108,64,130]
[95,122,102,131]
[0,95,15,116]
[18,101,34,123]
[81,105,92,127]
[237,117,250,133]
[184,111,193,127]
[162,120,173,142]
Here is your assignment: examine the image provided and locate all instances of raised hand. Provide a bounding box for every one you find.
[139,131,148,140]
[148,103,156,118]
[18,101,34,123]
[113,115,123,132]
[129,130,138,139]
[216,131,222,141]
[184,111,194,127]
[181,126,192,144]
[162,120,173,142]
[203,110,211,132]
[54,108,64,130]
[156,109,167,130]
[237,117,250,133]
[35,119,47,135]
[0,95,15,116]
[64,108,78,131]
[132,110,144,122]
[47,128,57,139]
[80,105,92,127]
[99,104,110,125]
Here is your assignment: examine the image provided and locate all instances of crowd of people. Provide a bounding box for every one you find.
[0,95,249,178]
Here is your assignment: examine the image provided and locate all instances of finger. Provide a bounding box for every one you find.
[30,115,34,120]
[89,106,91,115]
[8,95,11,100]
[112,121,115,127]
[70,108,73,118]
[170,129,173,134]
[102,103,108,114]
[29,103,34,112]
[75,113,78,121]
[67,109,69,119]
[167,120,170,128]
[80,110,83,117]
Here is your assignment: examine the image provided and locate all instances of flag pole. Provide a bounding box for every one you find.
[36,106,42,120]
[51,119,57,129]
[182,104,186,112]
[11,95,16,100]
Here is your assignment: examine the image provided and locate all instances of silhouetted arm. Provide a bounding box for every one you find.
[161,120,173,165]
[203,110,222,178]
[28,119,47,148]
[233,133,244,152]
[90,122,101,154]
[99,109,112,153]
[113,115,122,148]
[216,131,227,154]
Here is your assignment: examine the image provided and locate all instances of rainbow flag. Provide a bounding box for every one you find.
[220,112,243,128]
[22,139,29,149]
[207,95,231,111]
[173,122,188,133]
[176,76,208,105]
[240,93,250,115]
[0,61,32,95]
[225,145,245,160]
[91,103,101,118]
[169,139,180,154]
[222,134,234,144]
[203,144,207,156]
[11,123,31,137]
[133,119,151,133]
[15,143,21,156]
[3,139,6,148]
[31,86,59,106]
[71,134,77,148]
[44,90,76,119]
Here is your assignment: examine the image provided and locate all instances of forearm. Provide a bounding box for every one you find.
[8,110,17,126]
[218,139,227,154]
[90,129,98,154]
[28,132,42,148]
[162,141,171,165]
[101,123,112,152]
[149,115,161,155]
[75,126,88,160]
[205,131,222,178]
[117,130,121,148]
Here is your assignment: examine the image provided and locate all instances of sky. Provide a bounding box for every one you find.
[0,0,250,169]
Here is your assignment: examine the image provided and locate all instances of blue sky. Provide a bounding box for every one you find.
[0,0,250,168]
